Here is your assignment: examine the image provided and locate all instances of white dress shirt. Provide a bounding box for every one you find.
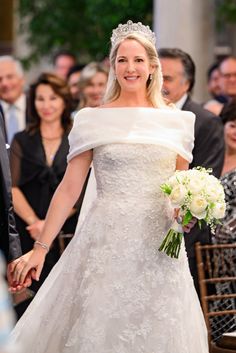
[0,94,26,142]
[174,93,188,110]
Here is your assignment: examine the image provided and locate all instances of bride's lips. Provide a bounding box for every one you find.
[124,76,139,81]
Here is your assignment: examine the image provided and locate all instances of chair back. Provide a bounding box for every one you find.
[195,242,236,351]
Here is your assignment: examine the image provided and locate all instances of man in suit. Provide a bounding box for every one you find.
[0,110,22,263]
[0,56,27,143]
[0,108,33,317]
[158,48,225,295]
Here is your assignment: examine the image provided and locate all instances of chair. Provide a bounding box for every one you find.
[195,242,236,353]
[58,232,74,254]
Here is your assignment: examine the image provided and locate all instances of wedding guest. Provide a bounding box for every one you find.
[53,50,76,80]
[207,63,222,99]
[78,62,108,109]
[0,105,33,330]
[0,56,28,143]
[0,109,21,264]
[211,101,236,340]
[214,101,236,242]
[159,47,225,295]
[9,73,84,317]
[204,62,225,115]
[67,64,85,110]
[219,56,236,102]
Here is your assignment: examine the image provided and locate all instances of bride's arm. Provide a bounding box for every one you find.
[176,155,189,171]
[12,150,92,285]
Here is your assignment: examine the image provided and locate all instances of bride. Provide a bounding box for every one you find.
[10,20,208,353]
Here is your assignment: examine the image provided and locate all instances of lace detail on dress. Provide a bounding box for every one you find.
[11,144,208,353]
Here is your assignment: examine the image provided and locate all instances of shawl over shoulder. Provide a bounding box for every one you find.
[67,107,195,163]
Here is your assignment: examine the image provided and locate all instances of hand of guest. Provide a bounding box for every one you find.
[12,247,47,286]
[182,218,197,233]
[26,220,45,240]
[7,253,34,292]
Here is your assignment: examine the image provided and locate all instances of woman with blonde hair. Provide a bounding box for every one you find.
[11,21,208,353]
[78,62,108,109]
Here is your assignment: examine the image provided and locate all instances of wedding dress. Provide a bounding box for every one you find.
[11,108,208,353]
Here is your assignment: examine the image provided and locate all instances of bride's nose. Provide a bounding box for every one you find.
[126,61,135,73]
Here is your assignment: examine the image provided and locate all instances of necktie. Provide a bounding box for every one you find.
[7,105,19,143]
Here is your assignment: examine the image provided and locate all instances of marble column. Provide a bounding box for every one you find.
[153,0,216,102]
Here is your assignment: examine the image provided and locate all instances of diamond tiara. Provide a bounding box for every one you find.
[111,20,156,47]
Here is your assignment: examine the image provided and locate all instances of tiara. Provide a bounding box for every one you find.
[111,20,156,47]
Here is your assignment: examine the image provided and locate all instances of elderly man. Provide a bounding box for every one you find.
[0,56,27,143]
[158,48,225,295]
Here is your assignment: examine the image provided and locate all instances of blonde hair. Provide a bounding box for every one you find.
[103,33,168,108]
[78,62,108,109]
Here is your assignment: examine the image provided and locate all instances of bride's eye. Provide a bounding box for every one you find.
[117,58,126,63]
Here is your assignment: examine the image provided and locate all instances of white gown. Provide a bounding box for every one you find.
[11,108,208,353]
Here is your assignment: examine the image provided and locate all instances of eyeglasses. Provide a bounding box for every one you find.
[221,72,236,79]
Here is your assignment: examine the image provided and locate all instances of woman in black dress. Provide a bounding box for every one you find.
[211,101,236,340]
[10,73,85,317]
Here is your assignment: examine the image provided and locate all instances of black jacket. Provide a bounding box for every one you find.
[182,96,225,257]
[0,111,22,262]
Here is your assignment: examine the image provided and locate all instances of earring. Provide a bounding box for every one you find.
[149,74,153,80]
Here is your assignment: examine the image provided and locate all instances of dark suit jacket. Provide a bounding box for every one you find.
[182,96,225,258]
[0,111,22,262]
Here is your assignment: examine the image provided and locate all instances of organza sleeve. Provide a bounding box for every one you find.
[9,138,23,187]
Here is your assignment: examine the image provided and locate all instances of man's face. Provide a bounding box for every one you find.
[220,58,236,98]
[54,55,75,80]
[0,61,24,104]
[208,68,222,97]
[160,58,190,103]
[68,71,81,99]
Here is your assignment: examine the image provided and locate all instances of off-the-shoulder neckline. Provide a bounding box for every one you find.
[81,106,180,112]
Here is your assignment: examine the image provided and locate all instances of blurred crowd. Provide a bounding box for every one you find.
[0,46,236,350]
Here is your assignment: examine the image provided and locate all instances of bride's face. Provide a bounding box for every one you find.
[115,39,154,94]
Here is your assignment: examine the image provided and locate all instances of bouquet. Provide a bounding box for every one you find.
[158,167,226,258]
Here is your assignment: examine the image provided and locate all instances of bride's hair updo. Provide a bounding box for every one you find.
[103,21,168,108]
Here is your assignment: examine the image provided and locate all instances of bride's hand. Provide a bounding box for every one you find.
[174,208,197,233]
[12,247,47,285]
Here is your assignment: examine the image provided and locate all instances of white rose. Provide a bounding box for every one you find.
[189,196,208,219]
[168,175,179,188]
[186,169,202,179]
[174,171,187,184]
[169,184,187,206]
[188,178,205,194]
[211,202,226,219]
[207,186,223,202]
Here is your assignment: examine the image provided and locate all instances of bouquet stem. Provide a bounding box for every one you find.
[158,221,183,258]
